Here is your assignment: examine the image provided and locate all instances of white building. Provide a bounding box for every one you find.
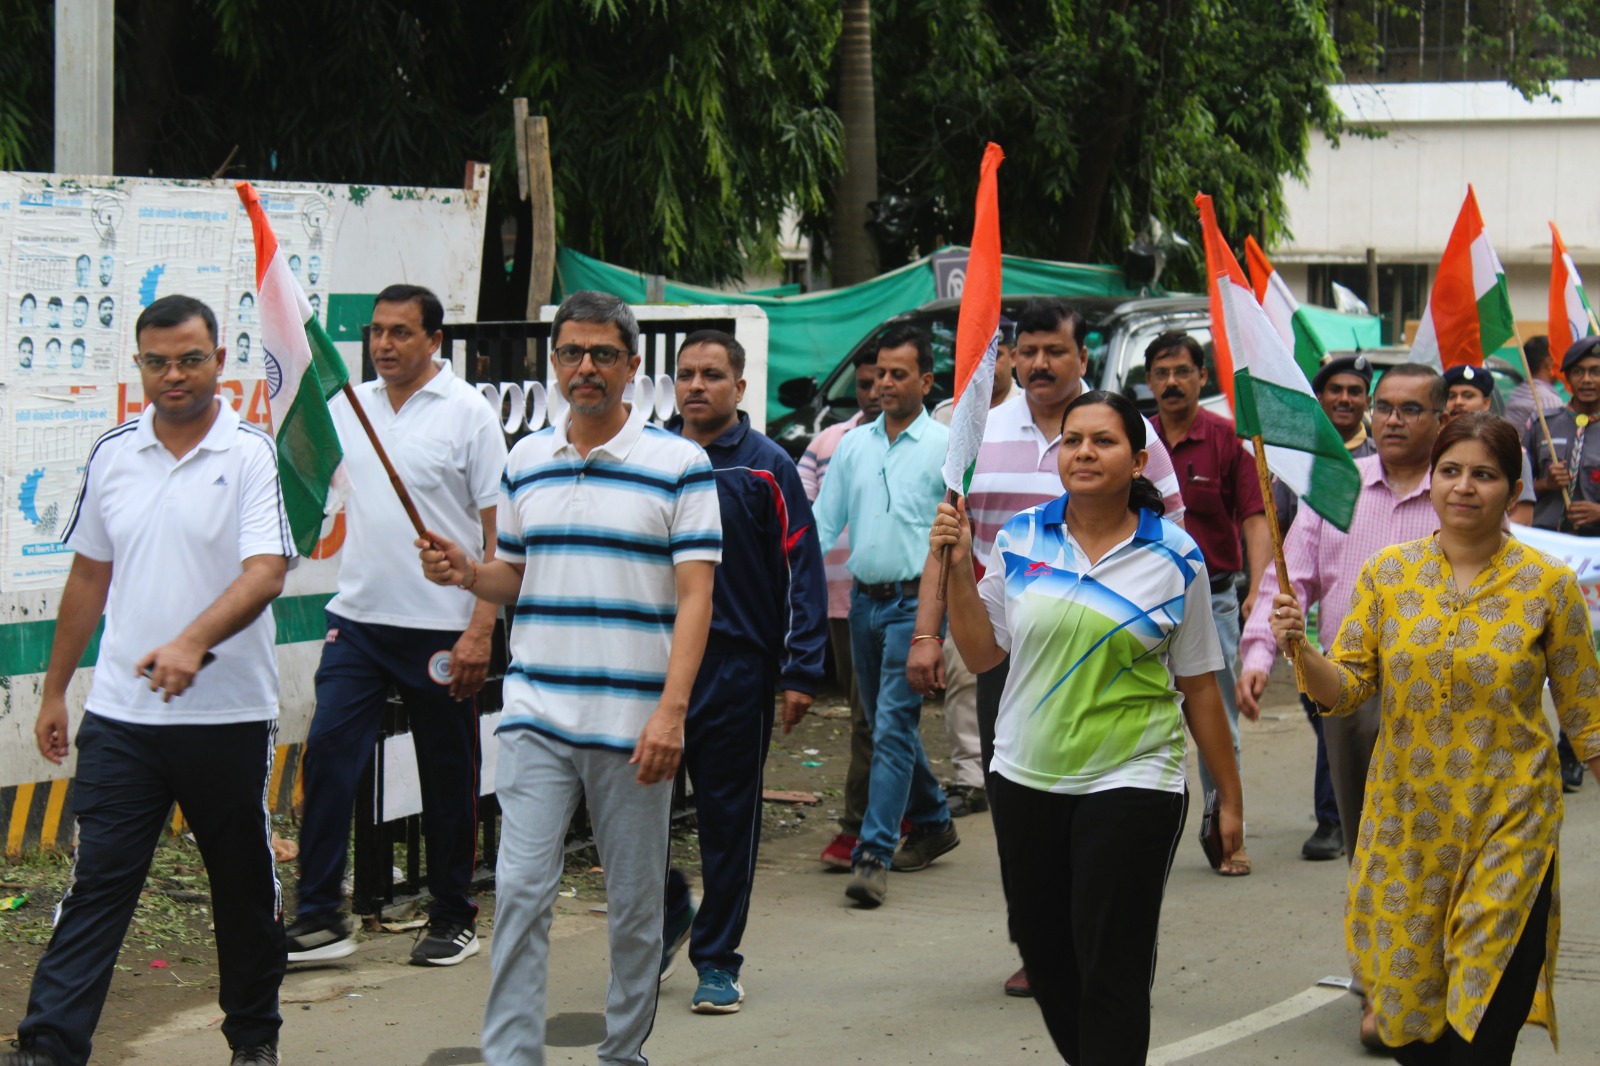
[1274,80,1600,348]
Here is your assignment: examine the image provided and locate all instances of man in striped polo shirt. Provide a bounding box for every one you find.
[9,296,292,1066]
[906,297,1184,998]
[419,291,720,1066]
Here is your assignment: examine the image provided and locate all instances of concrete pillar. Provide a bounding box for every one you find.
[54,0,115,175]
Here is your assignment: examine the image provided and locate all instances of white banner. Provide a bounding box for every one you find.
[1510,522,1600,630]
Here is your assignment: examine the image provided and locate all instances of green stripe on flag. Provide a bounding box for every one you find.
[1477,277,1516,355]
[1234,370,1360,529]
[278,365,343,555]
[1288,310,1328,382]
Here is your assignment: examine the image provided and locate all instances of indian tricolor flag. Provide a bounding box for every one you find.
[1409,186,1516,371]
[942,141,1005,496]
[236,182,348,555]
[1244,236,1326,382]
[1550,221,1595,360]
[1198,193,1359,531]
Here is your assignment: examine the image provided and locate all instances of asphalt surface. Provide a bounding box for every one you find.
[118,688,1600,1065]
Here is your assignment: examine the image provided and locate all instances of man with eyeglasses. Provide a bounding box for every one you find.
[1525,336,1600,536]
[7,295,292,1066]
[418,290,719,1066]
[1237,362,1445,1050]
[287,284,506,968]
[814,325,958,907]
[1147,330,1266,878]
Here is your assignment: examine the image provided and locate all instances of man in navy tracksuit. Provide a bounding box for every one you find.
[663,329,828,1013]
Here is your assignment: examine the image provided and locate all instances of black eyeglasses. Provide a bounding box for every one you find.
[553,344,628,368]
[1371,401,1439,424]
[136,350,216,372]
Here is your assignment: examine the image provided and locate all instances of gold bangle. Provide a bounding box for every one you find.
[460,559,479,591]
[910,634,943,645]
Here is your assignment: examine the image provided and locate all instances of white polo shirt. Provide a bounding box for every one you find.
[496,403,723,753]
[63,399,295,726]
[326,361,507,631]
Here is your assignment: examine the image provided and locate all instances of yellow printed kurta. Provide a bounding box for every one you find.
[1328,535,1600,1049]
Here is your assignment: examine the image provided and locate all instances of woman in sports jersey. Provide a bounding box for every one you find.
[932,389,1244,1064]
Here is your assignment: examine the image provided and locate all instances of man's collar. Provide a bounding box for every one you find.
[1368,453,1432,498]
[554,400,648,459]
[1154,406,1206,445]
[1344,423,1368,451]
[872,408,931,440]
[135,397,236,452]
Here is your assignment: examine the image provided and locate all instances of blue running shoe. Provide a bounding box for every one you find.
[660,902,695,983]
[691,968,746,1014]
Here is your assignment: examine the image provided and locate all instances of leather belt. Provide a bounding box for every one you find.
[854,579,920,601]
[1209,570,1241,595]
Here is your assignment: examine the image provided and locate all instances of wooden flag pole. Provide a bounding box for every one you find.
[1511,325,1570,510]
[936,488,958,602]
[340,383,428,540]
[1249,435,1310,697]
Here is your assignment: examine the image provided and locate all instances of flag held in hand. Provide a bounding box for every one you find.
[1408,186,1515,371]
[942,142,1005,496]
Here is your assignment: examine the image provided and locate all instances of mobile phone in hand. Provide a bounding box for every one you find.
[140,651,217,681]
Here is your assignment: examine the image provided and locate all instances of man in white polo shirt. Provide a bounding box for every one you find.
[9,295,293,1066]
[287,285,506,967]
[419,291,720,1066]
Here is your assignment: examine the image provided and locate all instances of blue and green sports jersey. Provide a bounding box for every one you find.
[978,496,1224,795]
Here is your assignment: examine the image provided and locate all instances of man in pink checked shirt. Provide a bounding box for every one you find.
[798,347,881,869]
[1235,362,1445,1050]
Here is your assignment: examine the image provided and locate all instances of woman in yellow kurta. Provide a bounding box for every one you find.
[1269,412,1600,1064]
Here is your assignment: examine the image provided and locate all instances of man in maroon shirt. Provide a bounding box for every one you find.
[1147,331,1269,876]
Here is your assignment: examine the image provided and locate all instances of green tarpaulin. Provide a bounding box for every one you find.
[556,245,1139,415]
[554,245,1383,417]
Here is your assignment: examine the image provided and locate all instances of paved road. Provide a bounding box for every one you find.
[120,699,1600,1065]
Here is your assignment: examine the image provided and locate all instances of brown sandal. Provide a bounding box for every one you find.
[1218,847,1252,876]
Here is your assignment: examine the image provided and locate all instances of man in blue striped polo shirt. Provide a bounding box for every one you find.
[419,291,720,1066]
[814,326,958,908]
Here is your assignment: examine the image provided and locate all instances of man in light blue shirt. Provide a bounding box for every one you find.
[814,326,958,907]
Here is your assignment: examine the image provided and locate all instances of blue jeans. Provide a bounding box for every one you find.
[1196,585,1242,801]
[848,586,950,865]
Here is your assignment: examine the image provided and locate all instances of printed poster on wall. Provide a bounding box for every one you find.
[3,178,130,385]
[122,184,251,380]
[229,187,338,386]
[1,385,116,590]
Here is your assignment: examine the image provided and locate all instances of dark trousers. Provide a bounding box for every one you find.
[991,776,1188,1066]
[1301,695,1341,824]
[20,713,284,1065]
[830,617,873,836]
[297,612,481,924]
[976,657,1013,939]
[1391,866,1554,1066]
[677,645,776,975]
[1325,694,1381,858]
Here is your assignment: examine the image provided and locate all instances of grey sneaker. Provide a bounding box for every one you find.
[0,1043,65,1066]
[891,820,960,872]
[229,1044,279,1066]
[285,912,355,962]
[845,856,888,907]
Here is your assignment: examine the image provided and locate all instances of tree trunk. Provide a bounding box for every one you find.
[831,0,879,286]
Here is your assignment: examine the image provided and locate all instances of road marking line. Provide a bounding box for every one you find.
[1147,985,1347,1064]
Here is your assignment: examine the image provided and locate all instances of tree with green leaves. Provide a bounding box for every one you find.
[0,1,842,296]
[839,0,1345,290]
